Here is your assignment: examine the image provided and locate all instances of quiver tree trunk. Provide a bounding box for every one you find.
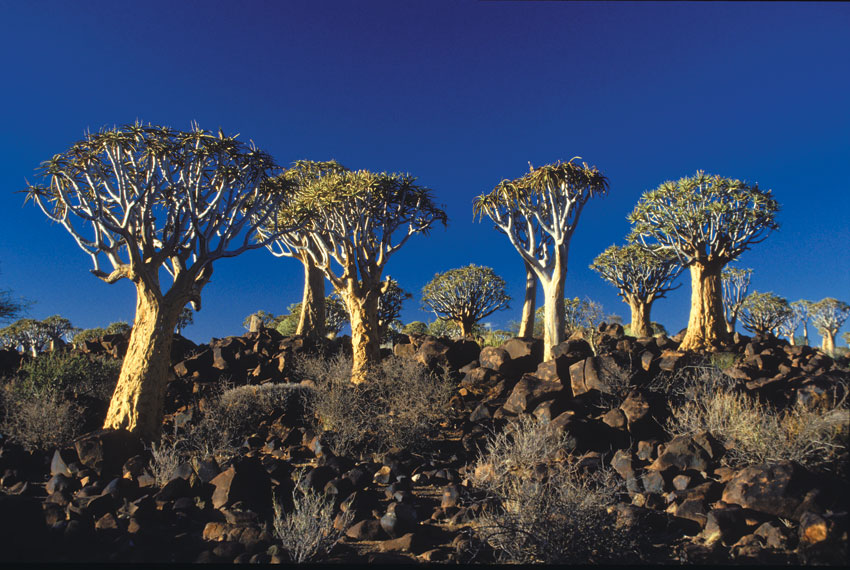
[518,261,537,338]
[103,283,182,441]
[342,289,381,384]
[628,297,653,338]
[296,255,326,339]
[459,318,476,338]
[680,261,730,352]
[540,251,567,361]
[726,315,737,335]
[821,331,835,355]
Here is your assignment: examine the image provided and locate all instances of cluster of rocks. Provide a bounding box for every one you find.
[0,324,847,563]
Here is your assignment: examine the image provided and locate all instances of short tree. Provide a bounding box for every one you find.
[175,307,194,335]
[402,321,429,336]
[590,244,682,337]
[25,123,294,440]
[842,331,850,348]
[243,310,280,332]
[629,171,779,351]
[421,264,511,337]
[791,300,813,346]
[1,267,29,324]
[809,298,850,355]
[270,169,446,383]
[777,302,805,345]
[275,295,348,338]
[429,317,484,339]
[721,267,753,334]
[377,277,411,343]
[475,159,609,360]
[739,291,792,336]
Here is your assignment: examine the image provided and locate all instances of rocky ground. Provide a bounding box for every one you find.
[0,325,847,564]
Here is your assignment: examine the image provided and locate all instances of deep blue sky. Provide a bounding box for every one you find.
[1,1,848,345]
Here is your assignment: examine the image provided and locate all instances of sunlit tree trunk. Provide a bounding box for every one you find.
[518,261,537,338]
[822,331,835,355]
[296,255,326,339]
[540,250,567,361]
[802,324,809,346]
[628,296,653,338]
[103,281,183,441]
[341,287,381,384]
[680,261,729,351]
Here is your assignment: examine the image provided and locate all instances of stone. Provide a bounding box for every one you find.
[478,346,512,374]
[703,504,749,545]
[346,519,386,540]
[601,408,627,429]
[753,521,790,549]
[74,429,144,478]
[380,502,419,538]
[209,458,272,515]
[414,339,451,371]
[619,389,652,424]
[798,511,831,545]
[500,338,543,375]
[50,449,75,477]
[648,433,718,474]
[446,338,481,370]
[551,338,594,365]
[441,485,460,509]
[377,532,428,553]
[501,374,564,415]
[721,461,812,520]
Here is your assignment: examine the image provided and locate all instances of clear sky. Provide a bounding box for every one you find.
[1,1,848,345]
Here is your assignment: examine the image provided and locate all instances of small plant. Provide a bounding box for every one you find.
[17,351,121,400]
[272,469,352,563]
[148,439,182,486]
[0,385,84,451]
[469,415,640,564]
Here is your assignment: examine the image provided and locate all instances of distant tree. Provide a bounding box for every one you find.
[175,307,194,335]
[843,331,850,348]
[624,321,667,337]
[810,298,850,355]
[105,321,132,335]
[429,317,484,339]
[243,310,280,332]
[73,327,107,346]
[475,159,609,360]
[629,171,779,351]
[40,315,77,348]
[257,160,349,339]
[421,264,511,337]
[263,168,446,383]
[791,300,813,346]
[590,243,682,337]
[275,295,348,338]
[739,291,792,335]
[534,296,607,350]
[1,267,29,324]
[721,267,753,334]
[777,302,805,345]
[402,321,429,336]
[25,123,295,440]
[0,318,48,355]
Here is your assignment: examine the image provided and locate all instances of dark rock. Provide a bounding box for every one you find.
[753,521,791,549]
[648,432,720,474]
[209,458,272,517]
[380,502,419,538]
[500,338,543,375]
[446,338,481,370]
[73,429,144,478]
[601,408,627,429]
[50,448,76,477]
[551,338,594,365]
[501,374,565,415]
[479,346,512,374]
[192,456,221,483]
[721,461,813,520]
[155,476,192,503]
[0,495,47,561]
[415,339,450,371]
[346,519,387,540]
[703,504,749,545]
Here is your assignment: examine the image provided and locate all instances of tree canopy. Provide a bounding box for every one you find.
[421,264,511,337]
[810,297,850,354]
[739,291,791,335]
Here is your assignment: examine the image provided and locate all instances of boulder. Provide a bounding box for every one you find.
[551,338,594,366]
[648,432,721,474]
[501,374,566,415]
[478,346,511,374]
[720,461,815,520]
[209,458,272,517]
[500,338,543,375]
[73,429,144,478]
[446,339,481,370]
[414,339,451,371]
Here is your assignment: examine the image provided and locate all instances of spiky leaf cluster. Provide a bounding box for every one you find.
[24,123,292,308]
[628,171,779,267]
[421,265,511,331]
[739,291,792,335]
[590,244,682,303]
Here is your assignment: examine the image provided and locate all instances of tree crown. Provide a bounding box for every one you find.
[421,264,511,327]
[590,243,682,302]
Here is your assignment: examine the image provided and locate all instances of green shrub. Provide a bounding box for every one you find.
[0,385,84,451]
[16,350,121,400]
[293,353,453,458]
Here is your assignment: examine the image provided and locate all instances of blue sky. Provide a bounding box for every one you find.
[1,1,848,345]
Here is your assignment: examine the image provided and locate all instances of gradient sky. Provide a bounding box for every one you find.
[1,1,848,345]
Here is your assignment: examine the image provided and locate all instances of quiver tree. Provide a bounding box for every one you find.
[629,171,779,352]
[590,244,682,338]
[175,307,193,335]
[39,315,77,350]
[777,302,805,345]
[721,267,753,334]
[258,160,350,339]
[739,291,792,336]
[276,295,348,337]
[377,277,411,342]
[421,264,511,337]
[268,169,446,383]
[810,297,850,355]
[242,310,280,331]
[475,159,609,360]
[25,123,294,441]
[791,300,813,346]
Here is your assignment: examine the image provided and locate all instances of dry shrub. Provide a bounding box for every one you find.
[184,381,313,460]
[292,353,453,458]
[273,468,352,563]
[469,415,640,564]
[667,367,849,471]
[0,384,84,451]
[149,439,182,486]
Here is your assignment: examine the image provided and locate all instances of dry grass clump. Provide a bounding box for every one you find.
[0,385,84,451]
[667,367,849,471]
[272,468,352,563]
[292,353,453,458]
[183,381,313,460]
[468,415,640,564]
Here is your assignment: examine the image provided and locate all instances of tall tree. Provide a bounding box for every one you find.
[791,300,813,346]
[590,244,682,337]
[629,171,779,352]
[271,169,446,383]
[258,160,350,339]
[25,123,294,440]
[475,159,609,360]
[721,267,753,334]
[739,291,792,336]
[777,304,804,345]
[810,298,850,355]
[421,264,511,337]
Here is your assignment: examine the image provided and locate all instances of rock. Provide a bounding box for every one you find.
[703,504,749,545]
[658,350,686,372]
[346,519,386,540]
[568,356,624,396]
[191,456,221,483]
[720,461,813,520]
[446,339,480,370]
[0,495,47,561]
[209,458,272,516]
[74,429,144,478]
[380,502,419,538]
[551,339,594,365]
[50,449,76,477]
[648,432,720,474]
[753,521,790,549]
[415,339,450,371]
[377,532,429,553]
[441,485,461,509]
[798,511,832,546]
[460,367,497,391]
[478,346,511,374]
[533,355,572,387]
[500,338,543,375]
[501,374,565,415]
[601,408,627,430]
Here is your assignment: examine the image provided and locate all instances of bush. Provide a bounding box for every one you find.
[293,353,453,458]
[16,350,121,400]
[273,469,352,563]
[0,385,84,451]
[667,366,849,471]
[468,415,640,564]
[149,439,182,486]
[183,382,313,460]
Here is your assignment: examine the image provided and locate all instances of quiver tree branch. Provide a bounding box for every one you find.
[721,267,753,334]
